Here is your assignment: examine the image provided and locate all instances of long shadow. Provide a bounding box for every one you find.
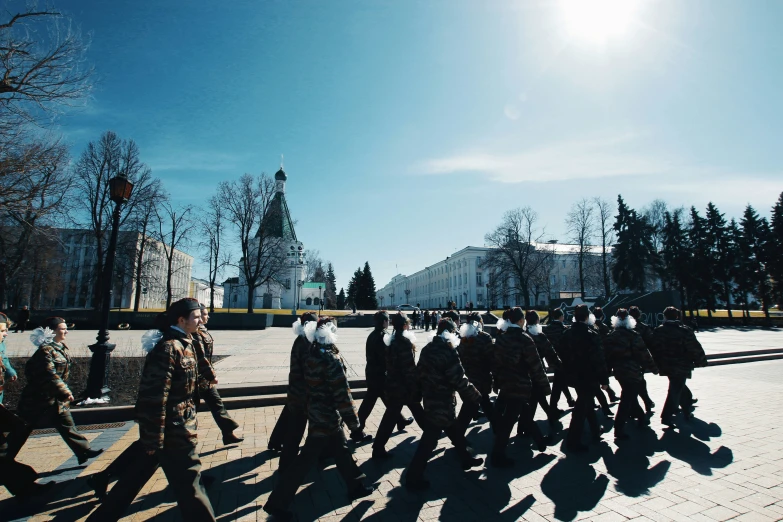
[541,443,611,521]
[658,426,733,476]
[601,427,671,497]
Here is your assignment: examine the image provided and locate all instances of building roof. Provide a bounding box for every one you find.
[256,191,297,241]
[275,167,287,181]
[302,282,325,289]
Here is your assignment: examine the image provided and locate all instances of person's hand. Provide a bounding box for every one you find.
[66,394,74,402]
[146,449,156,455]
[210,379,218,385]
[600,385,608,391]
[10,375,16,382]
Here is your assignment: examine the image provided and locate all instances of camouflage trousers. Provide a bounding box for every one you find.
[6,406,90,460]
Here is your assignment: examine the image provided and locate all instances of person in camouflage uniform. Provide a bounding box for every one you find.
[592,307,620,408]
[491,307,551,467]
[192,304,242,445]
[629,306,657,413]
[604,309,658,440]
[560,305,609,452]
[372,313,427,459]
[264,317,374,521]
[0,404,54,499]
[651,307,707,426]
[0,312,18,405]
[357,311,413,433]
[455,312,495,434]
[5,317,102,464]
[544,309,575,413]
[524,310,560,431]
[405,318,484,490]
[86,298,215,522]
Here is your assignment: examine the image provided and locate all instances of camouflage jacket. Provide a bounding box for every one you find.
[287,334,311,412]
[456,330,494,395]
[191,325,217,388]
[633,321,655,352]
[543,321,569,361]
[527,329,562,372]
[560,322,609,387]
[365,328,388,384]
[651,321,707,378]
[603,328,657,383]
[304,343,360,437]
[385,334,421,404]
[418,336,480,428]
[493,326,550,399]
[592,320,611,342]
[135,328,199,451]
[17,341,73,416]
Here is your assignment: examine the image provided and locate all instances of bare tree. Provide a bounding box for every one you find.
[566,199,595,299]
[199,195,231,312]
[0,7,92,138]
[593,197,615,298]
[219,173,287,313]
[642,199,668,290]
[481,207,553,308]
[155,200,195,308]
[128,180,165,311]
[72,131,157,314]
[0,139,70,307]
[530,253,556,307]
[304,249,323,282]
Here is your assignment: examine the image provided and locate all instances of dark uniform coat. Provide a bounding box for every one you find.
[592,320,611,342]
[192,325,217,389]
[136,328,199,451]
[456,330,494,395]
[418,336,480,428]
[650,321,707,379]
[385,333,421,404]
[527,328,562,371]
[603,327,657,383]
[286,334,312,413]
[543,321,569,358]
[559,322,609,387]
[304,343,360,437]
[493,326,550,400]
[365,329,387,385]
[17,341,73,417]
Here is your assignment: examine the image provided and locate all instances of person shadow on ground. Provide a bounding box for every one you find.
[658,425,733,476]
[600,427,671,497]
[541,441,611,521]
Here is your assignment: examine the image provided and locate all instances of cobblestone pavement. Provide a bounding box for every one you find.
[5,326,782,385]
[2,359,783,521]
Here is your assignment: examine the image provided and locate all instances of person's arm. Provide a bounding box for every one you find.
[192,335,217,384]
[328,352,360,432]
[540,335,561,370]
[37,346,72,401]
[136,341,175,451]
[685,329,708,368]
[446,349,481,404]
[0,343,16,379]
[589,335,610,386]
[523,336,551,394]
[633,334,658,374]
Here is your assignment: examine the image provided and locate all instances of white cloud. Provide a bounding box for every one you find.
[418,133,671,183]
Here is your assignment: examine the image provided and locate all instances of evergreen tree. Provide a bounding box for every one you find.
[728,218,752,321]
[346,267,361,310]
[739,205,773,320]
[705,202,736,321]
[688,207,712,318]
[662,210,690,311]
[336,287,346,310]
[612,195,659,292]
[358,261,379,309]
[325,263,337,309]
[769,192,783,308]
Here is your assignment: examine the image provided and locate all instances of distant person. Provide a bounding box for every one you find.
[14,306,30,333]
[543,309,575,412]
[0,312,18,405]
[628,306,656,413]
[5,317,103,464]
[423,310,431,332]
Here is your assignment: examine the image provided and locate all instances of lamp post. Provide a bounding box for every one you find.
[86,174,134,399]
[405,288,410,304]
[486,283,491,313]
[318,285,323,316]
[389,292,394,308]
[379,295,384,308]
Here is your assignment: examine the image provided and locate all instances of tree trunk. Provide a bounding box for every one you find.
[246,286,255,313]
[602,251,610,298]
[133,233,147,312]
[723,282,733,322]
[579,253,585,299]
[165,249,174,308]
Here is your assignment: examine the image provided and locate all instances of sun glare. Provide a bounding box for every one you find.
[559,0,641,46]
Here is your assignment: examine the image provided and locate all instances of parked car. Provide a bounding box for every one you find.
[396,304,420,313]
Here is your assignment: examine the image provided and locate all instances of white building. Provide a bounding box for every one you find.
[189,277,225,308]
[377,242,608,310]
[225,167,308,310]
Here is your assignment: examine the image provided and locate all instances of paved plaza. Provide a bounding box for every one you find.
[5,325,783,385]
[2,355,783,521]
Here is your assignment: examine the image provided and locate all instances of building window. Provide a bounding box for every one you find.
[562,275,567,287]
[285,278,291,289]
[551,275,556,286]
[306,297,313,305]
[476,273,483,285]
[314,297,320,305]
[562,260,566,268]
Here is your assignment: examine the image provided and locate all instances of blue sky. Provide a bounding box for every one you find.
[50,0,783,291]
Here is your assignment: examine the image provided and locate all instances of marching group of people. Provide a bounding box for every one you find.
[0,298,708,521]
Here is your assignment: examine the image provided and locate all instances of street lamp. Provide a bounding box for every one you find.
[318,285,323,316]
[389,292,395,308]
[405,288,410,303]
[379,295,384,308]
[86,174,134,399]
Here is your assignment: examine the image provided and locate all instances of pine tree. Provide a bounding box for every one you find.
[612,195,658,292]
[705,202,736,321]
[769,192,783,308]
[662,210,690,311]
[728,219,751,320]
[740,205,773,320]
[688,207,712,318]
[325,263,337,309]
[346,268,361,310]
[358,261,378,309]
[336,287,346,310]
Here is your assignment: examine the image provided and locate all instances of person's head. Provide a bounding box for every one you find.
[0,313,8,340]
[374,310,390,330]
[525,310,540,326]
[199,303,210,325]
[45,317,67,342]
[167,298,202,334]
[573,304,590,323]
[663,306,680,321]
[502,309,512,321]
[443,310,460,324]
[508,306,525,327]
[300,312,318,324]
[467,311,483,325]
[593,307,604,320]
[314,316,338,345]
[551,309,564,322]
[391,312,410,332]
[628,306,642,320]
[437,318,457,335]
[612,308,635,329]
[23,305,28,310]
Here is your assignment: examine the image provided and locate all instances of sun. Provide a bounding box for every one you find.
[559,0,641,46]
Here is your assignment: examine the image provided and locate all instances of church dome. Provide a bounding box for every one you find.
[275,168,287,181]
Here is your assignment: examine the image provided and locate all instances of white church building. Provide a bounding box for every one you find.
[223,167,309,310]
